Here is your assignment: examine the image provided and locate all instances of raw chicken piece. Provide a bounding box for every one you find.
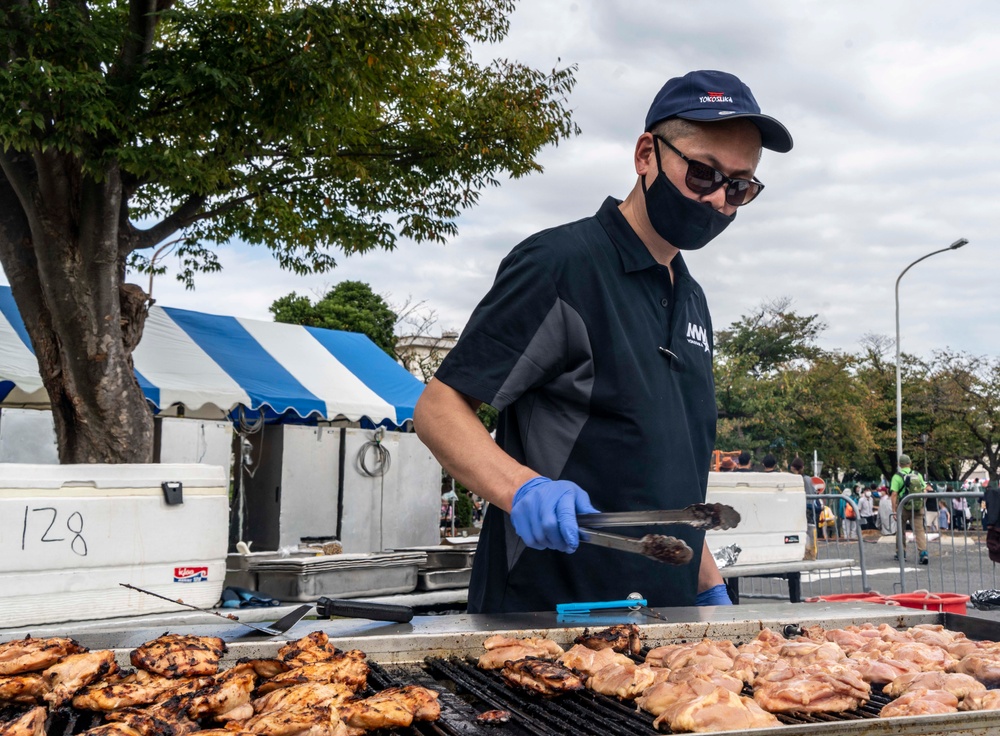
[646,639,737,670]
[737,629,789,655]
[0,673,48,705]
[337,685,440,729]
[557,644,633,677]
[499,658,585,697]
[482,635,563,656]
[0,707,46,736]
[777,640,846,666]
[753,662,869,714]
[255,654,368,695]
[879,687,958,718]
[636,677,720,716]
[655,685,780,733]
[668,663,743,694]
[951,652,1000,686]
[907,624,963,648]
[848,655,920,685]
[961,689,1000,711]
[586,662,663,700]
[43,650,119,707]
[130,635,226,678]
[823,628,868,654]
[728,651,780,686]
[883,671,985,699]
[252,682,358,714]
[0,637,85,675]
[573,624,642,656]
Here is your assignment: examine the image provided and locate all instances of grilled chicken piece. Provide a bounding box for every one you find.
[243,703,356,736]
[753,662,870,714]
[960,689,1000,711]
[655,685,780,733]
[0,673,48,704]
[499,658,585,697]
[0,706,46,736]
[73,669,201,711]
[78,725,144,736]
[252,682,357,714]
[879,687,958,718]
[43,649,119,707]
[573,624,641,656]
[883,671,986,699]
[171,670,256,722]
[104,705,199,736]
[556,644,633,677]
[235,659,290,680]
[254,654,368,696]
[338,685,440,729]
[0,637,86,675]
[130,635,226,678]
[586,662,664,700]
[646,639,738,671]
[475,710,511,725]
[478,635,564,669]
[278,633,342,668]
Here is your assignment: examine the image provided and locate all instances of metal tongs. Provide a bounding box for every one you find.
[577,502,741,565]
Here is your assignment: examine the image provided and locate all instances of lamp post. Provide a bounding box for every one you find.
[895,238,968,460]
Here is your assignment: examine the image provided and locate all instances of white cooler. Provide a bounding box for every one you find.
[705,471,808,566]
[0,463,229,628]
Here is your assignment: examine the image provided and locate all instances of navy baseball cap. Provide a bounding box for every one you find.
[645,70,793,153]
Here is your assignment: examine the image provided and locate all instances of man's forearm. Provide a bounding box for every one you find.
[698,539,724,593]
[413,378,537,513]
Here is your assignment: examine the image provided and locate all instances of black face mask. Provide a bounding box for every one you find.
[641,140,735,251]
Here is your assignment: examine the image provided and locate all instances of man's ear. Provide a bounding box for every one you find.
[634,132,656,177]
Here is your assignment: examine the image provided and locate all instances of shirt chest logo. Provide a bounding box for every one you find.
[686,322,711,354]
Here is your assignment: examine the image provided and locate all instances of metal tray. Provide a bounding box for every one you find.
[417,567,472,591]
[254,562,419,602]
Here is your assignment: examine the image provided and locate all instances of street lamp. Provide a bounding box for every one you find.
[895,238,968,460]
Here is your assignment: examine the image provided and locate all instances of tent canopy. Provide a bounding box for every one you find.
[0,286,424,427]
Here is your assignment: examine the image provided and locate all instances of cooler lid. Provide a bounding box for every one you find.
[0,463,227,494]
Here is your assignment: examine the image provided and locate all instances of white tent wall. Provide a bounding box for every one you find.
[0,408,234,477]
[238,425,440,554]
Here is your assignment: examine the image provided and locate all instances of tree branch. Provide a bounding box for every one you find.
[127,193,207,253]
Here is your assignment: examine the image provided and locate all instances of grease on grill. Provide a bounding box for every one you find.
[641,534,693,564]
[476,709,512,725]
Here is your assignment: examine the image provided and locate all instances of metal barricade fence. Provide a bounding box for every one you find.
[734,494,870,602]
[896,491,996,595]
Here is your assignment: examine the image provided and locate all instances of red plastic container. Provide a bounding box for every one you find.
[886,590,969,614]
[805,592,888,604]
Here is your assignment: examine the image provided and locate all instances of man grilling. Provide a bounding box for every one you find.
[414,70,793,613]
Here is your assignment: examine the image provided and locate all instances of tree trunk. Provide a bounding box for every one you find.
[0,152,153,463]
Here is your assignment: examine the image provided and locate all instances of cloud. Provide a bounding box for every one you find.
[3,0,997,360]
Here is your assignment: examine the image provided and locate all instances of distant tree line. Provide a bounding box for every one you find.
[715,298,1000,486]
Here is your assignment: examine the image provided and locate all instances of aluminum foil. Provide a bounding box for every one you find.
[711,542,742,569]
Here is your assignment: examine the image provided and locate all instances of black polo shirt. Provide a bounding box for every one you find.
[434,196,717,613]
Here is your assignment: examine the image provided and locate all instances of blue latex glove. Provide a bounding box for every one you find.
[510,476,599,553]
[696,583,733,607]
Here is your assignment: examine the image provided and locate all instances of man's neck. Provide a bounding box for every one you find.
[618,184,679,270]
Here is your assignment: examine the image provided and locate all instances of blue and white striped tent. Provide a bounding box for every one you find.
[0,286,424,428]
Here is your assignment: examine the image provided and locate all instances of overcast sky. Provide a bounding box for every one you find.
[5,0,997,359]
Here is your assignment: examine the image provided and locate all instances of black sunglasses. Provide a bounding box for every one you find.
[654,135,764,207]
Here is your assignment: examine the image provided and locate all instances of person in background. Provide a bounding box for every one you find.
[877,486,897,536]
[719,456,737,472]
[841,487,859,540]
[952,493,969,531]
[791,456,820,560]
[413,69,793,613]
[761,453,777,472]
[925,490,939,532]
[891,454,928,565]
[735,451,753,472]
[939,501,951,530]
[858,485,876,531]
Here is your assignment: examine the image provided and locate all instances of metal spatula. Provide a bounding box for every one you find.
[120,583,312,635]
